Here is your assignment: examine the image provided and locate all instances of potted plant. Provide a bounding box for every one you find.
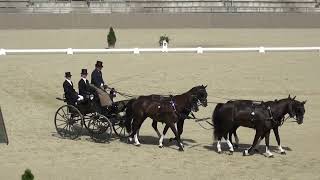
[159,35,170,47]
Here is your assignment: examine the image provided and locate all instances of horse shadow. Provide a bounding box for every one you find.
[132,135,197,147]
[204,142,292,156]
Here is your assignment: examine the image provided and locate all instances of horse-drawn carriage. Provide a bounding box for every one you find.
[54,89,131,142]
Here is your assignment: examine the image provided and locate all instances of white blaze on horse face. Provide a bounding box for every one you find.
[226,139,234,152]
[217,140,222,153]
[134,134,140,145]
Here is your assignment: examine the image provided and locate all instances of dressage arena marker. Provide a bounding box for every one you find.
[0,48,6,55]
[0,46,320,55]
[0,106,9,145]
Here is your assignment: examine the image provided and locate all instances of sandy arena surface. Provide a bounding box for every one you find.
[0,29,320,180]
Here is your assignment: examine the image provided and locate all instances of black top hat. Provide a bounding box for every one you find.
[65,72,72,77]
[81,69,88,75]
[95,60,103,68]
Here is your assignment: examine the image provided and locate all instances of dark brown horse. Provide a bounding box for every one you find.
[151,85,208,147]
[228,95,306,156]
[126,86,207,149]
[212,95,306,157]
[124,94,199,151]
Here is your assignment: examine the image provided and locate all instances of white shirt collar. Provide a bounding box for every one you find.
[82,77,87,82]
[66,79,72,85]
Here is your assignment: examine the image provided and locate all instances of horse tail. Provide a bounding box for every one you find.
[212,103,224,141]
[125,98,136,133]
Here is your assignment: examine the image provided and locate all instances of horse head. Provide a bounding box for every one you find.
[190,94,200,112]
[189,85,208,107]
[287,96,306,125]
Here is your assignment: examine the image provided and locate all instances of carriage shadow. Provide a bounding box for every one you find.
[134,135,197,147]
[51,128,116,144]
[203,143,292,155]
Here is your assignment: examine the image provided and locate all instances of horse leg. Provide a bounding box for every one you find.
[168,122,184,151]
[224,135,234,155]
[177,118,185,137]
[131,118,144,146]
[264,130,274,158]
[230,125,239,149]
[152,120,161,138]
[274,127,285,154]
[253,136,263,153]
[217,137,222,154]
[152,120,164,148]
[243,129,262,156]
[169,118,185,143]
[158,124,170,148]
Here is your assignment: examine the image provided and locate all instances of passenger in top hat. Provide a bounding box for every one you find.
[63,72,83,106]
[78,69,93,100]
[91,60,107,89]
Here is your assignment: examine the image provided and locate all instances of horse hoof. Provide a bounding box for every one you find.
[179,148,184,151]
[159,145,163,148]
[281,151,286,155]
[217,151,222,154]
[134,143,141,147]
[243,150,249,156]
[268,154,274,158]
[228,151,233,155]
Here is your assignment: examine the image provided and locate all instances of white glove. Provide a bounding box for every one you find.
[77,95,84,101]
[89,94,94,100]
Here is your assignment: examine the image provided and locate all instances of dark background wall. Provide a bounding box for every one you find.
[1,13,320,29]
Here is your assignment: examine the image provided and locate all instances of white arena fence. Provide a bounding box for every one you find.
[1,46,320,55]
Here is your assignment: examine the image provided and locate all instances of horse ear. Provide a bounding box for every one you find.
[293,96,296,100]
[288,94,291,99]
[302,100,307,105]
[204,85,207,88]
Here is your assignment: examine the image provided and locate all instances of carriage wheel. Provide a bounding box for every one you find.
[86,114,112,143]
[112,117,131,139]
[54,105,83,139]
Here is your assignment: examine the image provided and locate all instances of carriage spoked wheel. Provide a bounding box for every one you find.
[86,114,112,143]
[54,105,83,140]
[112,116,131,139]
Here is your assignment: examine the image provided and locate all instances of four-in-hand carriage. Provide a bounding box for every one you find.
[54,92,131,142]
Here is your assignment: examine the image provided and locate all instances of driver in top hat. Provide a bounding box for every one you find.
[90,60,113,108]
[91,60,107,89]
[63,72,84,106]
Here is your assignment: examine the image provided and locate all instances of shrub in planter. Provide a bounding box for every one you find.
[159,35,169,47]
[22,169,34,180]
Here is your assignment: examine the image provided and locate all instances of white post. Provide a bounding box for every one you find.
[66,48,74,55]
[133,48,140,54]
[259,46,265,54]
[0,49,6,56]
[162,40,168,52]
[197,47,203,54]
